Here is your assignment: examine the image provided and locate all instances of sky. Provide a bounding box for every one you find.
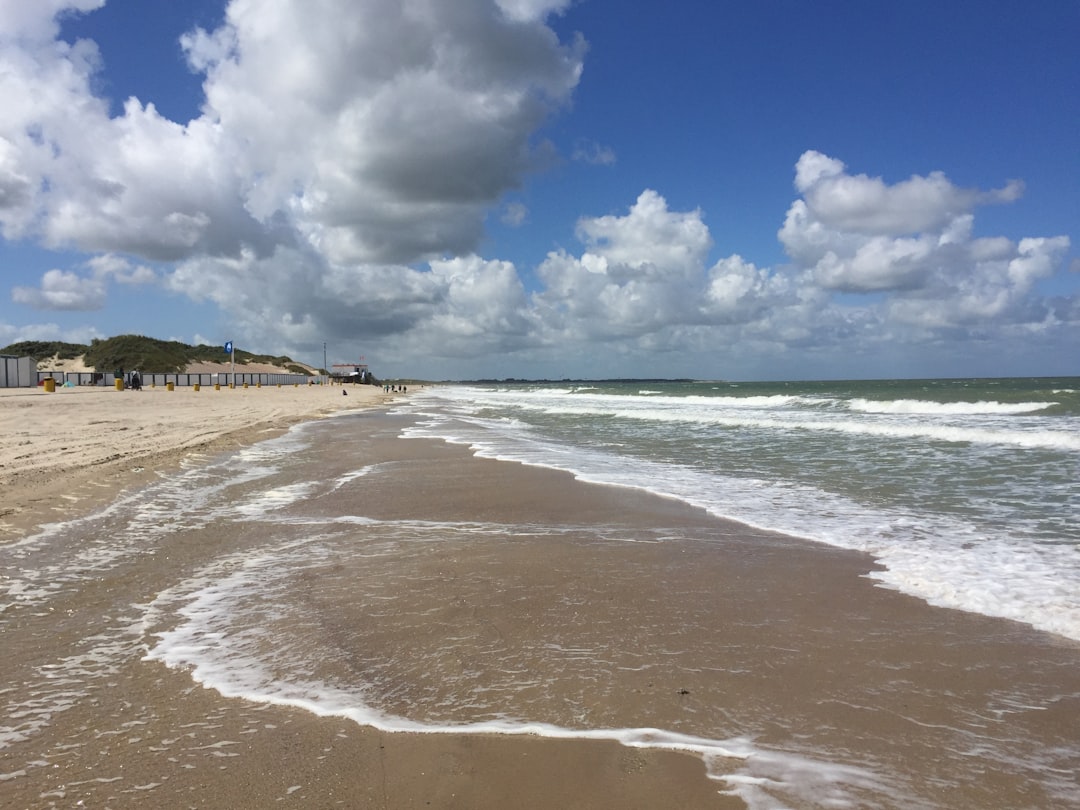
[0,0,1077,381]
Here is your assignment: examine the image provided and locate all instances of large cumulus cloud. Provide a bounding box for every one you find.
[779,151,1070,335]
[0,0,583,266]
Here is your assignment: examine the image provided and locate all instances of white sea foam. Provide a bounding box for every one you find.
[442,388,1080,450]
[848,398,1054,415]
[399,386,1080,642]
[233,483,316,516]
[142,535,894,809]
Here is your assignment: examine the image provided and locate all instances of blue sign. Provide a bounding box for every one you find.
[224,341,233,354]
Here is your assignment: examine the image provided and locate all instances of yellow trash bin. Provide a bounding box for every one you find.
[215,383,221,391]
[166,382,175,391]
[43,378,56,393]
[193,383,201,392]
[115,378,124,391]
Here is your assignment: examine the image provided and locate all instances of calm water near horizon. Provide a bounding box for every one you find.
[3,376,1078,808]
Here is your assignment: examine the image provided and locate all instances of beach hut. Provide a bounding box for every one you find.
[0,355,35,388]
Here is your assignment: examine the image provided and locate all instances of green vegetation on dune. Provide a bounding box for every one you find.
[0,335,314,375]
[0,340,86,363]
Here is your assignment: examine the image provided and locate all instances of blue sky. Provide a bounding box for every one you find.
[1,0,1077,380]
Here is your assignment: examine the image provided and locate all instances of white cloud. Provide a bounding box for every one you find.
[884,235,1070,329]
[0,0,584,267]
[0,0,105,42]
[572,138,616,166]
[811,235,936,292]
[182,0,584,264]
[0,320,103,348]
[575,190,712,277]
[534,191,710,340]
[532,191,798,346]
[11,253,156,311]
[705,255,792,322]
[12,268,105,310]
[790,150,1023,237]
[494,0,574,23]
[157,156,1072,375]
[778,151,1066,317]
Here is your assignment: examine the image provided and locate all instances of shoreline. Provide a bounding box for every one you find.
[0,390,739,809]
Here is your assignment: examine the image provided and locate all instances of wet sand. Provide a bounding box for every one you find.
[0,388,737,809]
[2,397,1078,808]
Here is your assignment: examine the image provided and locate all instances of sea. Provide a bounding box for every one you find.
[401,378,1080,642]
[2,377,1079,808]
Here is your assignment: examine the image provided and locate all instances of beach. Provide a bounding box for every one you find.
[2,381,1078,808]
[0,382,387,543]
[0,385,736,809]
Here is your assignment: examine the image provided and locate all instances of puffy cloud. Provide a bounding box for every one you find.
[575,190,712,277]
[778,151,1063,318]
[418,255,537,355]
[0,320,103,348]
[705,255,793,322]
[789,150,1023,237]
[165,245,537,365]
[11,253,156,311]
[0,4,267,259]
[12,268,106,310]
[534,191,711,340]
[885,235,1070,328]
[181,0,584,264]
[0,0,584,268]
[0,0,105,43]
[518,156,1071,370]
[810,235,937,292]
[532,191,797,346]
[494,0,574,23]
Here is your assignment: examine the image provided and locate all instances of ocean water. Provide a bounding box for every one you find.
[400,378,1080,642]
[3,379,1079,809]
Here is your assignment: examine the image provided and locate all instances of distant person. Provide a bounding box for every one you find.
[130,370,142,391]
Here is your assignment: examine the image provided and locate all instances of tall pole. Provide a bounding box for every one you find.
[323,342,327,383]
[225,340,234,386]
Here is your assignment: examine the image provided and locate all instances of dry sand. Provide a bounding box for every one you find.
[0,383,739,809]
[0,382,388,542]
